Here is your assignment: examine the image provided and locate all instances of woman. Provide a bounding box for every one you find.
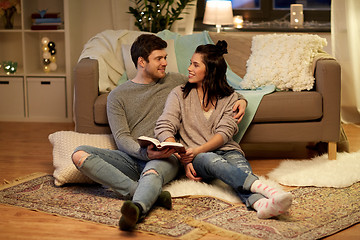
[154,41,292,219]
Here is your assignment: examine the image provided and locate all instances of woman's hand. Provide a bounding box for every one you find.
[179,148,197,164]
[184,163,202,181]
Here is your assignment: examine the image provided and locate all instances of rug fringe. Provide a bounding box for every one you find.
[1,172,48,190]
[186,218,260,240]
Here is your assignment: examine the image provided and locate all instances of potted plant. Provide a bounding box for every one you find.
[128,0,195,33]
[0,0,21,29]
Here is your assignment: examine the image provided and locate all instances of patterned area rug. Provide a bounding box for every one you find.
[1,173,359,240]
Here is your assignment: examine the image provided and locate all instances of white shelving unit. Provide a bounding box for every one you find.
[0,0,71,122]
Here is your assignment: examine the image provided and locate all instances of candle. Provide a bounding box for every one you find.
[290,4,304,27]
[233,15,243,28]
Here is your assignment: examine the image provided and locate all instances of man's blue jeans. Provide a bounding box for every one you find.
[192,150,264,207]
[73,145,179,214]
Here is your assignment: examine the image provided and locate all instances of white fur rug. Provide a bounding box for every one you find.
[267,150,360,188]
[163,150,360,203]
[163,176,282,204]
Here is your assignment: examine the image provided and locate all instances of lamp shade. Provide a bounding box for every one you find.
[203,0,234,26]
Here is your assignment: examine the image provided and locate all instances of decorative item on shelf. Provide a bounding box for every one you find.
[233,15,243,29]
[128,0,195,33]
[203,0,234,33]
[31,10,62,30]
[0,0,21,29]
[3,61,17,74]
[290,4,303,28]
[41,37,57,73]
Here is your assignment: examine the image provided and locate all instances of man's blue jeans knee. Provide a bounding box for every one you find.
[73,145,179,213]
[133,155,179,213]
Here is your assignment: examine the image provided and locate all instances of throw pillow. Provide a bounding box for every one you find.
[49,131,117,186]
[121,39,179,80]
[240,34,327,91]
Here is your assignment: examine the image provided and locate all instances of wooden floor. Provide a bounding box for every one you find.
[0,122,359,240]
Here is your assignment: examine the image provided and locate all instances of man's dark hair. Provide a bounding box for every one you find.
[131,34,167,68]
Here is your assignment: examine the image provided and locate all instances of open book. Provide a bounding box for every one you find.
[137,136,185,153]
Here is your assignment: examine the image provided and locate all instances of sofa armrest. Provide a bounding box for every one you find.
[73,58,111,134]
[315,58,341,142]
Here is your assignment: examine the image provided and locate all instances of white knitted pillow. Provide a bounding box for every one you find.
[49,131,117,186]
[240,34,327,91]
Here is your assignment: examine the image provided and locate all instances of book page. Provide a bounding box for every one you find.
[137,136,185,153]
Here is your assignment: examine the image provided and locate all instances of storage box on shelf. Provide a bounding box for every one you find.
[0,77,25,120]
[27,77,66,120]
[0,0,71,122]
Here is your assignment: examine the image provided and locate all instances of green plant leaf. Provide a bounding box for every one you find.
[127,0,195,33]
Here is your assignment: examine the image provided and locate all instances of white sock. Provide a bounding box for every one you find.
[252,192,293,219]
[251,180,286,199]
[250,180,292,218]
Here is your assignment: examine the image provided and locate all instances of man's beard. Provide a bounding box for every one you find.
[145,67,166,80]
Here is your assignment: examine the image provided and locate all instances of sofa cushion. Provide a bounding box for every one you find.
[209,32,252,78]
[253,91,322,122]
[93,91,322,125]
[94,93,109,124]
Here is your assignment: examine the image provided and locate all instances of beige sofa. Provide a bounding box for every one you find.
[73,31,341,159]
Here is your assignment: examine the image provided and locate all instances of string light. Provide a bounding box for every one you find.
[41,37,57,73]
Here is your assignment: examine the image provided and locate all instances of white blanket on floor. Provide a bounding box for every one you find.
[163,176,283,204]
[267,150,360,188]
[164,150,360,204]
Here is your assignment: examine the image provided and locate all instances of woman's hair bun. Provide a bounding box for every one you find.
[215,40,228,55]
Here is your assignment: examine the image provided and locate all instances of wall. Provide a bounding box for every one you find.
[68,1,332,72]
[68,0,131,76]
[67,1,332,94]
[316,33,332,55]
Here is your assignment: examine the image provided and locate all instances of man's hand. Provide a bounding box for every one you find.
[184,163,202,181]
[146,145,176,159]
[233,99,247,124]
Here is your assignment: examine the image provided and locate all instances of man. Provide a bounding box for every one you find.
[72,34,247,231]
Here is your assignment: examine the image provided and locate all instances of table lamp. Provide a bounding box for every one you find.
[203,0,234,33]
